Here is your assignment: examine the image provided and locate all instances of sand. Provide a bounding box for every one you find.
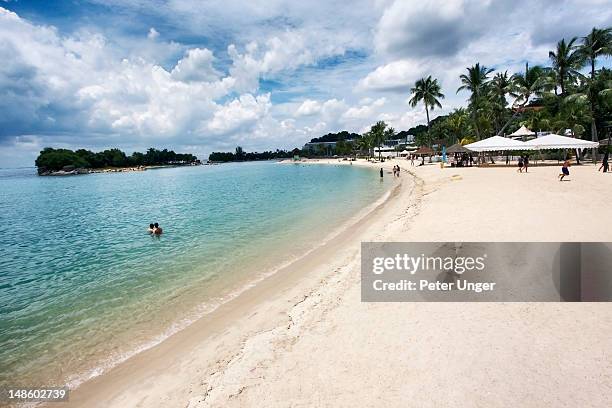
[60,159,612,407]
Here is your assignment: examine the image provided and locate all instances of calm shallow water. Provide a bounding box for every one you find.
[0,162,389,388]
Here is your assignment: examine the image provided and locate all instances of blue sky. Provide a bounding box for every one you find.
[1,0,611,167]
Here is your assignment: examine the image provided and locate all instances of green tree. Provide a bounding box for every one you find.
[549,37,584,96]
[580,27,612,157]
[369,121,388,161]
[457,63,494,139]
[489,71,517,134]
[409,76,444,147]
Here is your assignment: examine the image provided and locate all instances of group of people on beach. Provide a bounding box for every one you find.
[148,223,163,235]
[517,154,530,173]
[392,165,401,177]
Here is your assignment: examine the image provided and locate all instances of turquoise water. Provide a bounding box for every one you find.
[0,162,389,388]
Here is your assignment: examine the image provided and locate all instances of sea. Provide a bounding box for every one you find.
[0,161,390,389]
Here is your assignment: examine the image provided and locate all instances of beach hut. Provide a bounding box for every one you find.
[446,143,472,154]
[508,125,535,139]
[413,146,434,165]
[413,146,435,155]
[464,136,528,152]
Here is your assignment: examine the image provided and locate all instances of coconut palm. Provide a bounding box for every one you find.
[357,133,373,159]
[579,27,612,153]
[496,63,551,135]
[370,121,388,161]
[549,37,584,96]
[409,76,444,146]
[457,63,494,139]
[512,63,550,107]
[489,71,518,133]
[457,63,494,101]
[446,108,469,143]
[580,27,612,80]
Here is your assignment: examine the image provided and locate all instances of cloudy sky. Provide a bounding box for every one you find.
[1,0,611,166]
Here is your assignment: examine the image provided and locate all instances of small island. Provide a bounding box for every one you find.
[35,147,201,176]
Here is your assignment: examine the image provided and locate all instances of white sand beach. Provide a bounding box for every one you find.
[62,159,612,407]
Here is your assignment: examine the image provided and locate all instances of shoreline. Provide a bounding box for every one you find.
[36,163,202,176]
[48,159,612,407]
[49,159,406,407]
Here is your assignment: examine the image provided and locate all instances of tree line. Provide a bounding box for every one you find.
[311,26,611,160]
[208,146,300,162]
[407,26,612,148]
[35,147,199,172]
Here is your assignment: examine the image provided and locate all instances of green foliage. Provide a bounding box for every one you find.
[208,148,294,162]
[35,147,198,171]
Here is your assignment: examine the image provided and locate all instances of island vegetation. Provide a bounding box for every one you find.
[208,147,300,162]
[35,147,199,175]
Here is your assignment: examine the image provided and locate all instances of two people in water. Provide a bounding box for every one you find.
[148,223,163,235]
[379,165,401,178]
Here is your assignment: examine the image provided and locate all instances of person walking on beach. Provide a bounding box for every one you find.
[396,164,400,177]
[524,154,530,173]
[410,155,414,166]
[598,151,609,173]
[517,156,524,173]
[380,167,384,178]
[559,160,570,181]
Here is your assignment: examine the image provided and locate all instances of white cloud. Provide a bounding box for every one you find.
[295,99,321,116]
[147,27,159,40]
[357,60,426,92]
[207,94,271,135]
[171,48,221,82]
[1,0,611,165]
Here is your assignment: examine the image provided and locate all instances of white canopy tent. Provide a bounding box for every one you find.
[508,125,535,138]
[464,135,529,152]
[523,134,599,150]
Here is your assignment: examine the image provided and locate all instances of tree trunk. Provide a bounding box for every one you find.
[590,59,598,163]
[425,105,431,147]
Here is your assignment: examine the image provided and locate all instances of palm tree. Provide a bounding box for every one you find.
[549,37,583,96]
[496,63,550,135]
[370,121,388,161]
[580,27,612,80]
[490,71,517,133]
[357,133,372,159]
[457,63,494,139]
[447,108,469,143]
[409,76,444,146]
[580,27,612,156]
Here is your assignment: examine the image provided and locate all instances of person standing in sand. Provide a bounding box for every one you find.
[559,160,570,181]
[524,154,529,173]
[517,156,524,173]
[396,164,400,177]
[598,151,609,173]
[380,168,384,178]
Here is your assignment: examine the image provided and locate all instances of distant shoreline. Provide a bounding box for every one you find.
[37,163,202,176]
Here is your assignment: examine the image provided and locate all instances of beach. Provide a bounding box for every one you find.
[57,159,612,407]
